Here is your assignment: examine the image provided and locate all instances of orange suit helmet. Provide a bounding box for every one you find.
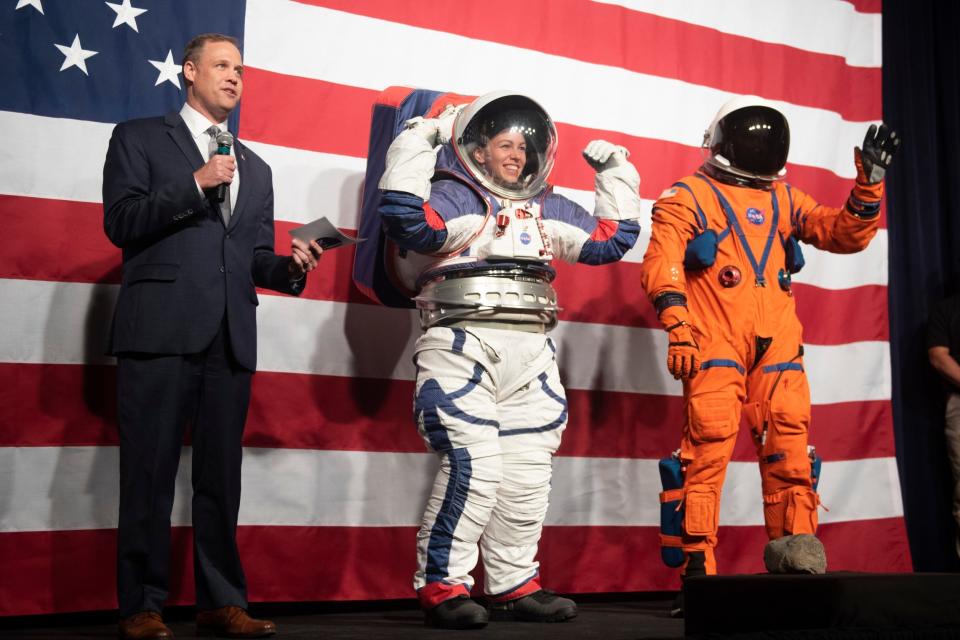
[703,95,790,185]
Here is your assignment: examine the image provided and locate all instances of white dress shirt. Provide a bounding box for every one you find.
[180,102,239,209]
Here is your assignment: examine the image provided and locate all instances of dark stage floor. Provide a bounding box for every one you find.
[6,586,960,639]
[0,595,683,640]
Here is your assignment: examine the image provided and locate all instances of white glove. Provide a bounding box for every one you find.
[379,128,438,200]
[401,103,465,148]
[582,139,641,220]
[434,103,465,146]
[379,104,467,200]
[582,139,629,171]
[400,116,442,147]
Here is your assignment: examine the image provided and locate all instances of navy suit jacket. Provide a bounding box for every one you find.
[103,111,302,371]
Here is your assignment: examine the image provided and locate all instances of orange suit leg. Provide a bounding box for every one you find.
[743,340,818,540]
[678,360,746,575]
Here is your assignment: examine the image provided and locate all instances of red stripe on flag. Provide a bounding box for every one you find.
[540,519,912,592]
[240,69,877,216]
[0,196,120,285]
[0,364,119,447]
[552,262,890,344]
[691,517,912,577]
[240,70,375,161]
[0,518,910,615]
[728,399,896,461]
[0,364,895,461]
[299,0,880,121]
[551,122,870,218]
[0,195,890,341]
[793,283,889,343]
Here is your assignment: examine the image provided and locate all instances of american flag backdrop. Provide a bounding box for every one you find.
[0,0,911,616]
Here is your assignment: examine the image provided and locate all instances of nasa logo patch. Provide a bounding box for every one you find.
[519,231,532,245]
[746,207,765,225]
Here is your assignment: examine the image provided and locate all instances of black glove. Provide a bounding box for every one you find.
[855,123,900,184]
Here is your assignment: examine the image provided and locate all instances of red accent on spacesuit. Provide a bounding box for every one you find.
[589,218,619,241]
[424,92,476,117]
[487,576,543,603]
[417,581,471,609]
[422,202,446,230]
[640,170,882,575]
[377,86,417,109]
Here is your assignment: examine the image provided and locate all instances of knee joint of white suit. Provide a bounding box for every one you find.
[485,513,543,546]
[482,475,550,546]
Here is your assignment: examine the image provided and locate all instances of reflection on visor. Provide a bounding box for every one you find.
[713,106,789,177]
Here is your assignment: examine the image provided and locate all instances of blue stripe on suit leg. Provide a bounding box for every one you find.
[415,357,498,583]
[424,448,472,583]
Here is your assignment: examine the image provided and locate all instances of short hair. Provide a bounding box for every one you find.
[181,33,240,68]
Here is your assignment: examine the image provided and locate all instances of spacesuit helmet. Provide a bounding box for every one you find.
[453,91,558,200]
[703,95,790,185]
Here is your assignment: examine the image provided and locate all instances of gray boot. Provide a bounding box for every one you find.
[425,596,489,629]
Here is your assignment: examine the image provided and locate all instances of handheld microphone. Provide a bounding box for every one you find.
[215,131,234,204]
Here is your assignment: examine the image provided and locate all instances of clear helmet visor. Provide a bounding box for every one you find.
[453,92,558,200]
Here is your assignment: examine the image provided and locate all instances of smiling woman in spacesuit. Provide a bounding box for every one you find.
[376,90,643,629]
[470,127,526,187]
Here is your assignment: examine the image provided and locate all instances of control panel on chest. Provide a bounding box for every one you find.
[485,201,553,261]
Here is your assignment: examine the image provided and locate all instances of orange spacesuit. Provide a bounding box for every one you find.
[640,96,898,578]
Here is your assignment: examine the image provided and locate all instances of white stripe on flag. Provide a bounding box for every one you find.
[0,445,902,532]
[0,112,111,205]
[0,111,889,290]
[0,278,892,403]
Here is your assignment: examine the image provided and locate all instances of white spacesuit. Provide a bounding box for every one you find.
[378,91,642,628]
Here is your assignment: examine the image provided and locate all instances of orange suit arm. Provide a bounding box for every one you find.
[787,178,883,254]
[640,187,705,379]
[640,188,701,311]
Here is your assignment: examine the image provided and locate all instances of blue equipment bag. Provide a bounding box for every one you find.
[784,234,805,274]
[683,228,719,270]
[658,455,686,568]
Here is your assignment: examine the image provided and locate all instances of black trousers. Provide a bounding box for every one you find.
[116,323,252,617]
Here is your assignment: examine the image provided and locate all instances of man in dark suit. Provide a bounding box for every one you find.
[103,33,322,640]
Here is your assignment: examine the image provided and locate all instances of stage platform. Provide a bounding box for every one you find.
[0,595,680,640]
[3,573,960,639]
[684,572,960,638]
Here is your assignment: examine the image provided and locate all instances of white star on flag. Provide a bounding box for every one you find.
[105,0,147,32]
[15,0,44,14]
[54,34,98,76]
[149,50,183,89]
